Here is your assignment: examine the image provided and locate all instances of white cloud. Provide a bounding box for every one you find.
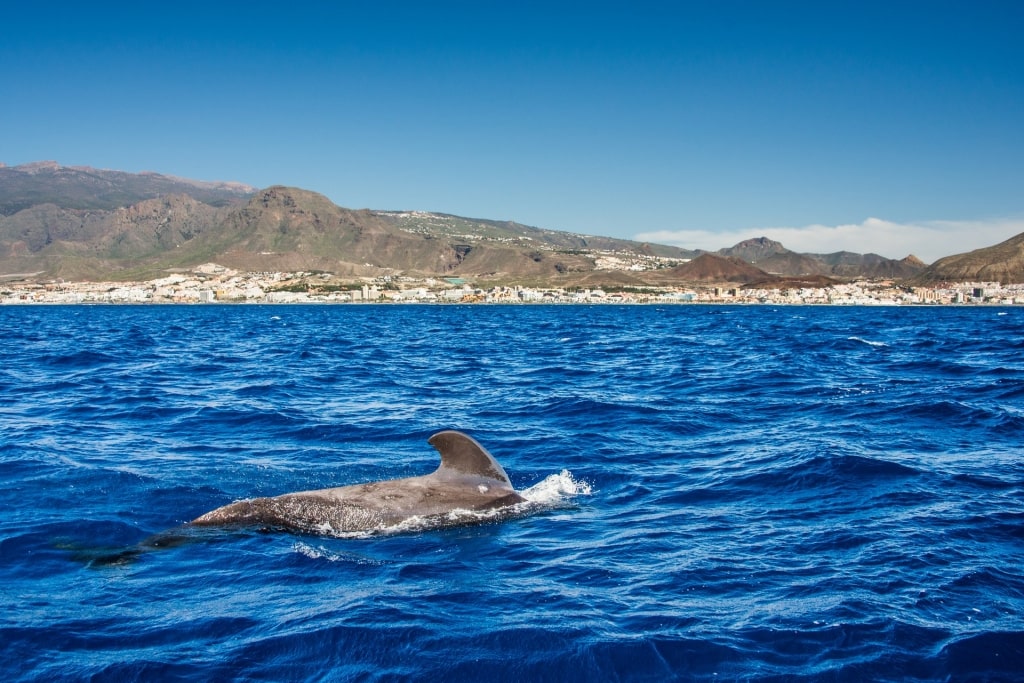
[635,217,1024,264]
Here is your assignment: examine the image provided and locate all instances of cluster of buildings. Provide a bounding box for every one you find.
[2,266,1023,306]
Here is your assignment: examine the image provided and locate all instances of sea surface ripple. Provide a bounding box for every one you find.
[1,304,1022,681]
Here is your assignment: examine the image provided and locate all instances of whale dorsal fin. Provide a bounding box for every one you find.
[428,430,514,488]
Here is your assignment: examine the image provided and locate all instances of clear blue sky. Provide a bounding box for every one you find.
[3,1,1022,261]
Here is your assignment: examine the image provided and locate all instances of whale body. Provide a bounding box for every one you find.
[189,430,526,535]
[81,430,529,566]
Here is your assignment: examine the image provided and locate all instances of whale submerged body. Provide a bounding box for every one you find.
[190,430,527,535]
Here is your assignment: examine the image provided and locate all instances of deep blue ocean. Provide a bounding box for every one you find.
[2,304,1023,682]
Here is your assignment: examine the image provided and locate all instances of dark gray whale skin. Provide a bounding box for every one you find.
[89,431,525,566]
[189,430,526,534]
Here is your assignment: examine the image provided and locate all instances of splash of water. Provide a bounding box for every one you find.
[521,469,592,504]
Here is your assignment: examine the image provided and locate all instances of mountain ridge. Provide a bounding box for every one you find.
[717,237,923,280]
[3,161,1020,285]
[0,161,255,215]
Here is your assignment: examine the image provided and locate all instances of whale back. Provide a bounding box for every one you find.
[428,430,514,488]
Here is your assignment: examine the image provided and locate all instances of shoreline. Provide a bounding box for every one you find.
[2,270,1022,306]
[2,296,1020,308]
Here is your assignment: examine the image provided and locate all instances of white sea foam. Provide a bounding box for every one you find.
[292,541,385,564]
[293,541,342,561]
[848,336,888,347]
[521,469,592,505]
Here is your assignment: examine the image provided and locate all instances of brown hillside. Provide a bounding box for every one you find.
[655,253,770,283]
[910,231,1024,285]
[0,184,670,284]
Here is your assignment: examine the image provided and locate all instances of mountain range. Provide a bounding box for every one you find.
[1,162,1021,285]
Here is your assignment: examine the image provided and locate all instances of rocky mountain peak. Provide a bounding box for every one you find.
[719,236,792,261]
[734,236,786,251]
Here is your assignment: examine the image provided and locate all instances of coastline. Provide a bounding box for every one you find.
[2,269,1022,306]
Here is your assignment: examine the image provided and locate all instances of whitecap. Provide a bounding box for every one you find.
[847,336,888,347]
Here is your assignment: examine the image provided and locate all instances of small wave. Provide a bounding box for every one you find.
[847,336,888,347]
[45,350,119,367]
[940,630,1024,678]
[293,541,340,560]
[728,453,921,498]
[291,542,385,564]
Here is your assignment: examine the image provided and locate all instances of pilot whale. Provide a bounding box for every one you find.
[83,431,529,566]
[189,430,527,535]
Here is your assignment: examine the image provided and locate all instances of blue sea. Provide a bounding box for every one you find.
[1,304,1023,682]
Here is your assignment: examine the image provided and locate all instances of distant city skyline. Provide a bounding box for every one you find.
[3,1,1022,263]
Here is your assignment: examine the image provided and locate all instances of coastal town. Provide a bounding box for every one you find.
[2,264,1022,306]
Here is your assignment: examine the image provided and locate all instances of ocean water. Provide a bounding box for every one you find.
[1,303,1022,682]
